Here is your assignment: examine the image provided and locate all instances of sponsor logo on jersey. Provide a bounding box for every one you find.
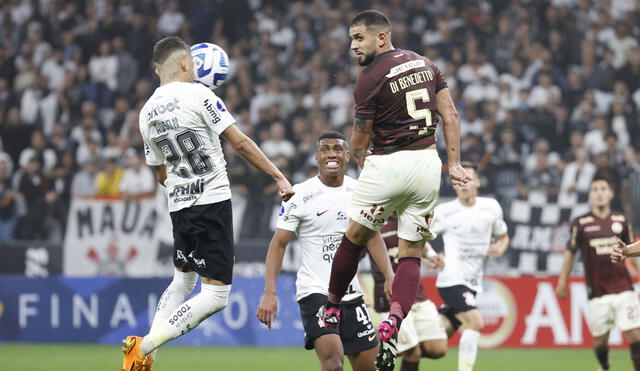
[278,205,285,216]
[316,209,329,216]
[281,202,297,221]
[579,216,594,225]
[302,190,323,203]
[147,97,180,121]
[189,251,206,269]
[589,236,618,255]
[359,209,385,225]
[336,211,347,221]
[611,214,626,222]
[203,99,222,124]
[169,178,205,201]
[584,225,601,232]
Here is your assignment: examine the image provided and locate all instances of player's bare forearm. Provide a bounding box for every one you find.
[367,233,393,280]
[435,88,462,165]
[223,126,285,180]
[494,233,510,255]
[263,229,293,295]
[351,118,373,168]
[151,164,167,186]
[625,241,640,258]
[558,250,576,285]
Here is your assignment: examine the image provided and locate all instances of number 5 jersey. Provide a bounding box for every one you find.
[140,81,235,212]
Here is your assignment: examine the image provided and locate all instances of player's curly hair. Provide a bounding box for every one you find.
[152,36,190,65]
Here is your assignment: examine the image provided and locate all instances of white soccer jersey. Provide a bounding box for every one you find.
[432,197,508,293]
[277,176,362,302]
[139,82,235,212]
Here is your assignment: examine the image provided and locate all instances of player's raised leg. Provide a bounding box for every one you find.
[625,327,640,371]
[455,310,484,371]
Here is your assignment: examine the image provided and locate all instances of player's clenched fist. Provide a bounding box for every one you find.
[256,293,278,330]
[611,240,628,263]
[448,163,473,186]
[276,177,295,202]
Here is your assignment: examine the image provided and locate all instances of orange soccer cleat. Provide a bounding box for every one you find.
[121,336,153,371]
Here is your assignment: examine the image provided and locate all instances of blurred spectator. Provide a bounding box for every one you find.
[583,115,609,155]
[14,158,49,239]
[0,153,18,243]
[559,148,596,198]
[71,160,99,197]
[88,40,117,107]
[95,157,123,197]
[119,153,155,200]
[157,1,185,36]
[18,130,57,173]
[260,121,296,160]
[113,36,138,96]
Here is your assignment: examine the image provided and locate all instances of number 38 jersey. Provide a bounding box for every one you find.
[354,49,447,155]
[140,81,234,212]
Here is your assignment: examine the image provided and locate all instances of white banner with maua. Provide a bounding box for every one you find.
[63,192,174,277]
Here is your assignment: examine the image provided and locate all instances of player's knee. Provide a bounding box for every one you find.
[468,316,484,332]
[593,341,609,352]
[202,284,231,315]
[401,346,421,362]
[320,356,343,371]
[421,341,447,359]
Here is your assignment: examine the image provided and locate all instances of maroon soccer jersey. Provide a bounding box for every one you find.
[370,217,427,312]
[567,211,635,299]
[354,49,447,155]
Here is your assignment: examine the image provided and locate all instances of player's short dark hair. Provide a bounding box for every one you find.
[592,172,614,188]
[152,36,190,65]
[460,161,477,172]
[318,131,346,143]
[350,10,391,33]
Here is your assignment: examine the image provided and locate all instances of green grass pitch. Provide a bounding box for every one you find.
[0,344,634,370]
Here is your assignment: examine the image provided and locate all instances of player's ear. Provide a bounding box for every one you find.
[154,66,159,77]
[345,150,351,162]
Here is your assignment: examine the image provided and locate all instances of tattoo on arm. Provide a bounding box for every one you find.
[354,118,371,133]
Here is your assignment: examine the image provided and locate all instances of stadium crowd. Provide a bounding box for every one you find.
[0,0,639,246]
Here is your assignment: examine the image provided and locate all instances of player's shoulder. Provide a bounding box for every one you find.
[434,198,458,214]
[477,197,503,212]
[344,175,358,189]
[290,176,322,200]
[610,211,628,223]
[574,211,595,226]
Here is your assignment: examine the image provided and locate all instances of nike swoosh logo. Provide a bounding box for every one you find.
[317,210,329,216]
[368,334,376,341]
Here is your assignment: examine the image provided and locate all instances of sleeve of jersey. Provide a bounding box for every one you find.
[567,221,580,253]
[198,87,235,135]
[353,74,376,120]
[139,122,164,166]
[492,202,508,236]
[432,63,448,94]
[276,193,301,232]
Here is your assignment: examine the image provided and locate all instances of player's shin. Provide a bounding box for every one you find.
[389,257,421,321]
[140,283,231,354]
[593,344,610,370]
[327,236,365,306]
[146,270,198,358]
[630,341,640,370]
[458,329,480,371]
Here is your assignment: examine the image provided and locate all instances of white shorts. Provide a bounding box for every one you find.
[349,148,442,241]
[587,290,640,337]
[376,300,447,354]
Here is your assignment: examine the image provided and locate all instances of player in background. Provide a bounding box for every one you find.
[369,215,448,371]
[256,132,394,371]
[320,9,471,371]
[557,174,640,371]
[121,36,294,371]
[428,162,509,371]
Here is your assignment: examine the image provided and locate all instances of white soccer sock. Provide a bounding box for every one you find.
[458,329,480,371]
[141,283,230,355]
[142,270,198,356]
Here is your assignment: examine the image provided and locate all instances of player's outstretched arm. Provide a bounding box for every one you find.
[367,232,394,301]
[555,250,576,299]
[435,88,472,186]
[150,164,167,186]
[487,233,510,258]
[351,118,374,168]
[257,228,294,330]
[221,125,295,201]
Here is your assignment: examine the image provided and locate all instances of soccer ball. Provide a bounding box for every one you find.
[191,43,229,90]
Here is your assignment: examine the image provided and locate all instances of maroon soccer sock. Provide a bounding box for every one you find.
[630,341,640,370]
[327,236,365,305]
[594,345,610,370]
[400,359,419,371]
[389,257,421,320]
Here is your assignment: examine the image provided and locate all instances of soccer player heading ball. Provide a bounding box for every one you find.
[557,174,640,371]
[121,36,294,371]
[319,9,472,371]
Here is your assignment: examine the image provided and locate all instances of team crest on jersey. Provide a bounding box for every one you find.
[611,222,623,234]
[278,205,285,216]
[336,211,347,221]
